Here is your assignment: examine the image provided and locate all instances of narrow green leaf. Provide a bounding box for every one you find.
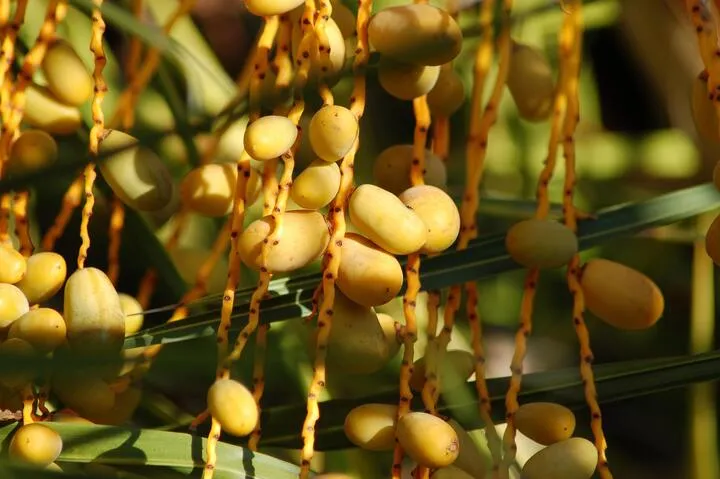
[0,423,301,479]
[123,183,720,350]
[249,349,720,449]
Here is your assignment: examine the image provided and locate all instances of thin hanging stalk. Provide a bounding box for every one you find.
[248,14,295,452]
[559,5,612,477]
[298,0,372,476]
[107,196,125,285]
[392,95,430,479]
[12,190,32,256]
[201,14,280,479]
[0,0,28,248]
[432,0,508,475]
[77,0,108,270]
[499,5,574,478]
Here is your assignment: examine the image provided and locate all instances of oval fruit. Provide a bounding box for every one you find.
[51,410,94,424]
[244,115,298,161]
[0,338,35,387]
[410,349,475,393]
[397,412,459,468]
[507,41,555,122]
[427,66,466,117]
[170,248,229,296]
[373,144,447,195]
[52,374,115,417]
[431,466,475,479]
[344,403,398,451]
[368,4,463,66]
[9,423,63,467]
[6,129,58,177]
[692,70,720,142]
[24,84,82,135]
[291,17,346,85]
[331,0,356,38]
[399,185,460,254]
[63,267,125,354]
[46,463,64,472]
[337,233,404,307]
[706,212,720,265]
[520,437,597,479]
[8,308,67,353]
[308,105,359,162]
[0,244,26,284]
[238,210,330,273]
[514,402,576,446]
[207,379,258,436]
[580,259,664,330]
[180,163,262,217]
[348,184,427,255]
[0,283,29,329]
[324,292,390,374]
[378,58,440,101]
[245,0,305,16]
[447,419,489,479]
[377,313,401,359]
[42,39,93,106]
[98,130,174,212]
[15,252,67,305]
[84,386,142,426]
[505,219,578,269]
[290,160,341,210]
[119,293,144,336]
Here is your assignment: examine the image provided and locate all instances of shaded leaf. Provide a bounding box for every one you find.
[0,422,301,479]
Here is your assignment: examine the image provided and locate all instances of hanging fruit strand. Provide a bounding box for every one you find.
[429,0,507,474]
[216,12,281,380]
[299,0,371,476]
[199,153,251,479]
[107,196,125,285]
[458,17,512,477]
[421,289,441,414]
[392,93,430,479]
[559,3,612,477]
[499,5,574,478]
[201,14,280,479]
[41,176,83,251]
[0,0,27,123]
[248,16,295,449]
[0,0,66,253]
[0,1,27,246]
[77,0,108,270]
[12,191,31,256]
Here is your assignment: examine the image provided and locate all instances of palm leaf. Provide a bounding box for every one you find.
[0,422,301,479]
